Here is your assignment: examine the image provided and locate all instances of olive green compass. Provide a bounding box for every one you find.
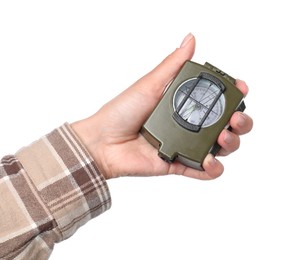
[141,61,246,170]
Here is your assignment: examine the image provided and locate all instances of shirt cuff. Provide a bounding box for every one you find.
[15,123,111,241]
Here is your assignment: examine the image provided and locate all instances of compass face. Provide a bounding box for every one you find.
[173,76,225,130]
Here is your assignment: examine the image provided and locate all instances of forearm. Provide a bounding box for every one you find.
[0,123,111,259]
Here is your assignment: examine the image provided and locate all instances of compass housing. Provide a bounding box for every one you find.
[141,61,245,170]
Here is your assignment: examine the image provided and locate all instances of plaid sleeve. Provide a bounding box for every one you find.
[0,123,111,260]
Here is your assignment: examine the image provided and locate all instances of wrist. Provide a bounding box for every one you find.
[70,117,110,180]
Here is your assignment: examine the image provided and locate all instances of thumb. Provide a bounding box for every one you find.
[136,33,196,98]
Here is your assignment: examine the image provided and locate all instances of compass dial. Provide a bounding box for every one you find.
[173,77,225,128]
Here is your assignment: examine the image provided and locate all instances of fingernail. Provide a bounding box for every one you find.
[180,33,194,48]
[207,154,217,167]
[237,112,246,127]
[224,130,233,144]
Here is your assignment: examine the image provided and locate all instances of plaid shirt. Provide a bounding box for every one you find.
[0,123,111,259]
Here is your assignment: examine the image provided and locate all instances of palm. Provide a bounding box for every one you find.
[95,83,172,178]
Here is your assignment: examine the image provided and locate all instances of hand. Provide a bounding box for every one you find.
[71,33,253,180]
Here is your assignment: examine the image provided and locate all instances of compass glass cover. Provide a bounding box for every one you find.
[173,77,225,128]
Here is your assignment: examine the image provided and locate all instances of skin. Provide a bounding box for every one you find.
[71,33,253,180]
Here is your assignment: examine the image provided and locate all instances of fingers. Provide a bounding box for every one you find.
[202,154,224,179]
[235,79,249,96]
[173,154,224,180]
[217,129,240,156]
[216,112,253,156]
[177,111,253,178]
[229,112,253,135]
[135,33,196,98]
[216,79,253,155]
[233,79,253,134]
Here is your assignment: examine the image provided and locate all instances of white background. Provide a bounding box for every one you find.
[1,1,298,259]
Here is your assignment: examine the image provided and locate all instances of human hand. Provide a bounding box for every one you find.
[71,33,253,180]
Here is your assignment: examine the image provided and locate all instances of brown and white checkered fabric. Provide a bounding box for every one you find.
[0,123,111,259]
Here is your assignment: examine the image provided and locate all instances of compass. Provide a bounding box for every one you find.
[141,61,246,170]
[173,73,226,131]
